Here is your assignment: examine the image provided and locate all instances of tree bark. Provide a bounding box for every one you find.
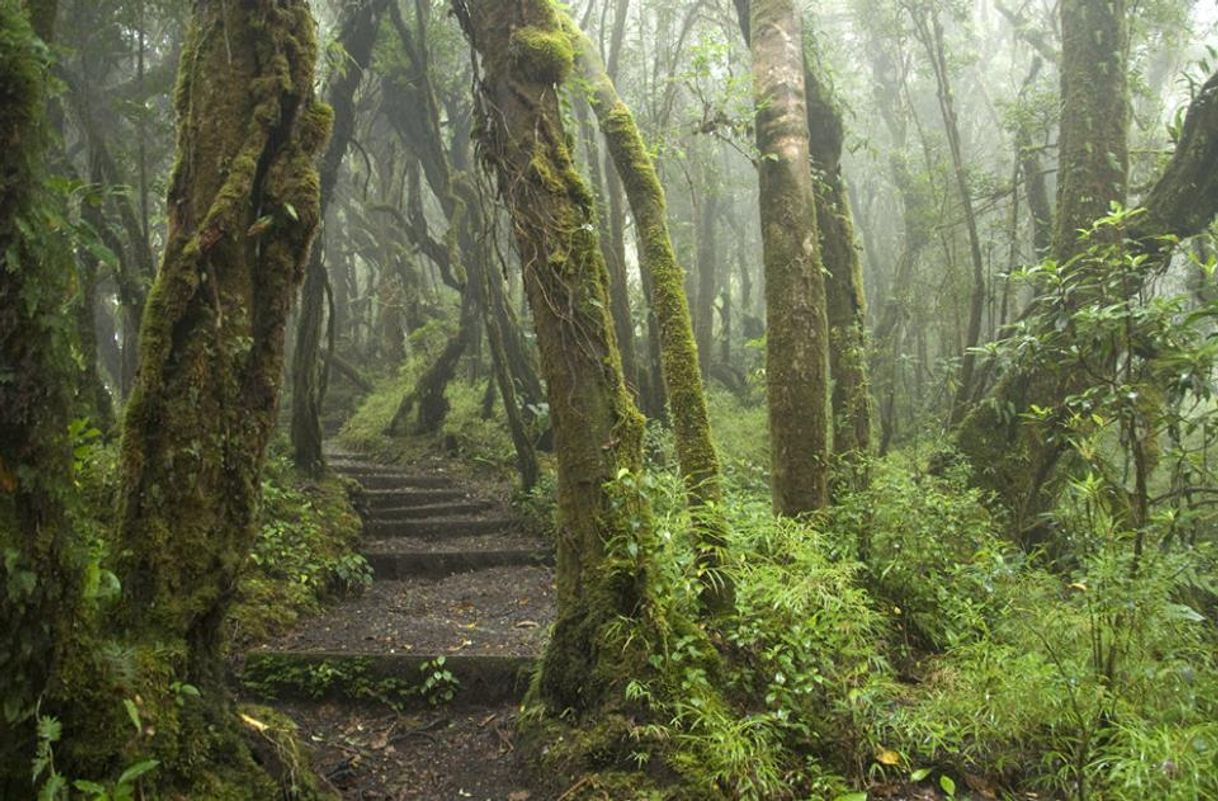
[804,49,872,465]
[571,22,733,612]
[740,0,831,515]
[454,0,655,712]
[116,0,327,779]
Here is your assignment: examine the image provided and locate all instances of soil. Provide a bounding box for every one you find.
[282,699,548,801]
[256,567,554,658]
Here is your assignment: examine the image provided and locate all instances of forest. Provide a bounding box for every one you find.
[2,0,1217,799]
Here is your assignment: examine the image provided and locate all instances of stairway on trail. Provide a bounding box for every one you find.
[243,446,556,800]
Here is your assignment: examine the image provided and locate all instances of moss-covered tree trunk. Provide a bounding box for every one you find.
[804,51,872,466]
[571,22,732,611]
[454,0,655,712]
[739,0,831,515]
[0,1,79,790]
[292,0,388,474]
[953,0,1127,537]
[116,0,328,777]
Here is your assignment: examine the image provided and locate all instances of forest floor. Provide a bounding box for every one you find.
[240,445,557,800]
[237,444,951,801]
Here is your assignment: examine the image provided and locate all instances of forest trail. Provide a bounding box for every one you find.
[242,446,556,800]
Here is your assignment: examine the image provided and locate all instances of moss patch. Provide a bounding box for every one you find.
[510,25,575,85]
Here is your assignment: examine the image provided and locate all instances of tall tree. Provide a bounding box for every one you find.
[804,46,872,465]
[738,0,832,515]
[116,0,328,784]
[570,19,732,611]
[953,0,1128,537]
[453,0,656,711]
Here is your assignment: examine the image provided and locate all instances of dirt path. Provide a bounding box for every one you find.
[243,447,556,800]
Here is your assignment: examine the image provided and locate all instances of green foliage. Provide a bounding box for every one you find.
[342,362,520,476]
[706,390,769,492]
[232,450,368,643]
[33,711,159,801]
[823,456,1009,651]
[240,655,461,711]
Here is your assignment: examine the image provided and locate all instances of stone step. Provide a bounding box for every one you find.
[349,473,456,491]
[365,517,518,539]
[359,488,472,509]
[364,549,554,579]
[364,531,546,556]
[241,651,535,708]
[369,501,497,521]
[257,568,552,652]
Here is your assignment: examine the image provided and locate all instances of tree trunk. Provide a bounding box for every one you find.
[292,0,388,474]
[804,49,872,465]
[739,0,831,515]
[454,0,654,713]
[116,0,327,782]
[576,92,640,399]
[571,22,733,612]
[953,0,1127,537]
[694,178,719,379]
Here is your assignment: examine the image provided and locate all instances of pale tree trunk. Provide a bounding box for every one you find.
[738,0,831,515]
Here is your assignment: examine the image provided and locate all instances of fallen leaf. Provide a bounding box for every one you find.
[508,792,531,801]
[515,620,539,629]
[876,748,901,766]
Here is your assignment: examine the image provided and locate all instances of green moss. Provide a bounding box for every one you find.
[510,25,575,85]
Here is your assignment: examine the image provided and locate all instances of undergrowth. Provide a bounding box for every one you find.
[230,447,369,644]
[521,430,1217,801]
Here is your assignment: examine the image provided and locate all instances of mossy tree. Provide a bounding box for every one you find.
[115,0,329,788]
[737,0,832,515]
[569,19,732,612]
[452,0,660,712]
[952,2,1218,539]
[803,42,873,470]
[0,0,82,790]
[952,0,1129,537]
